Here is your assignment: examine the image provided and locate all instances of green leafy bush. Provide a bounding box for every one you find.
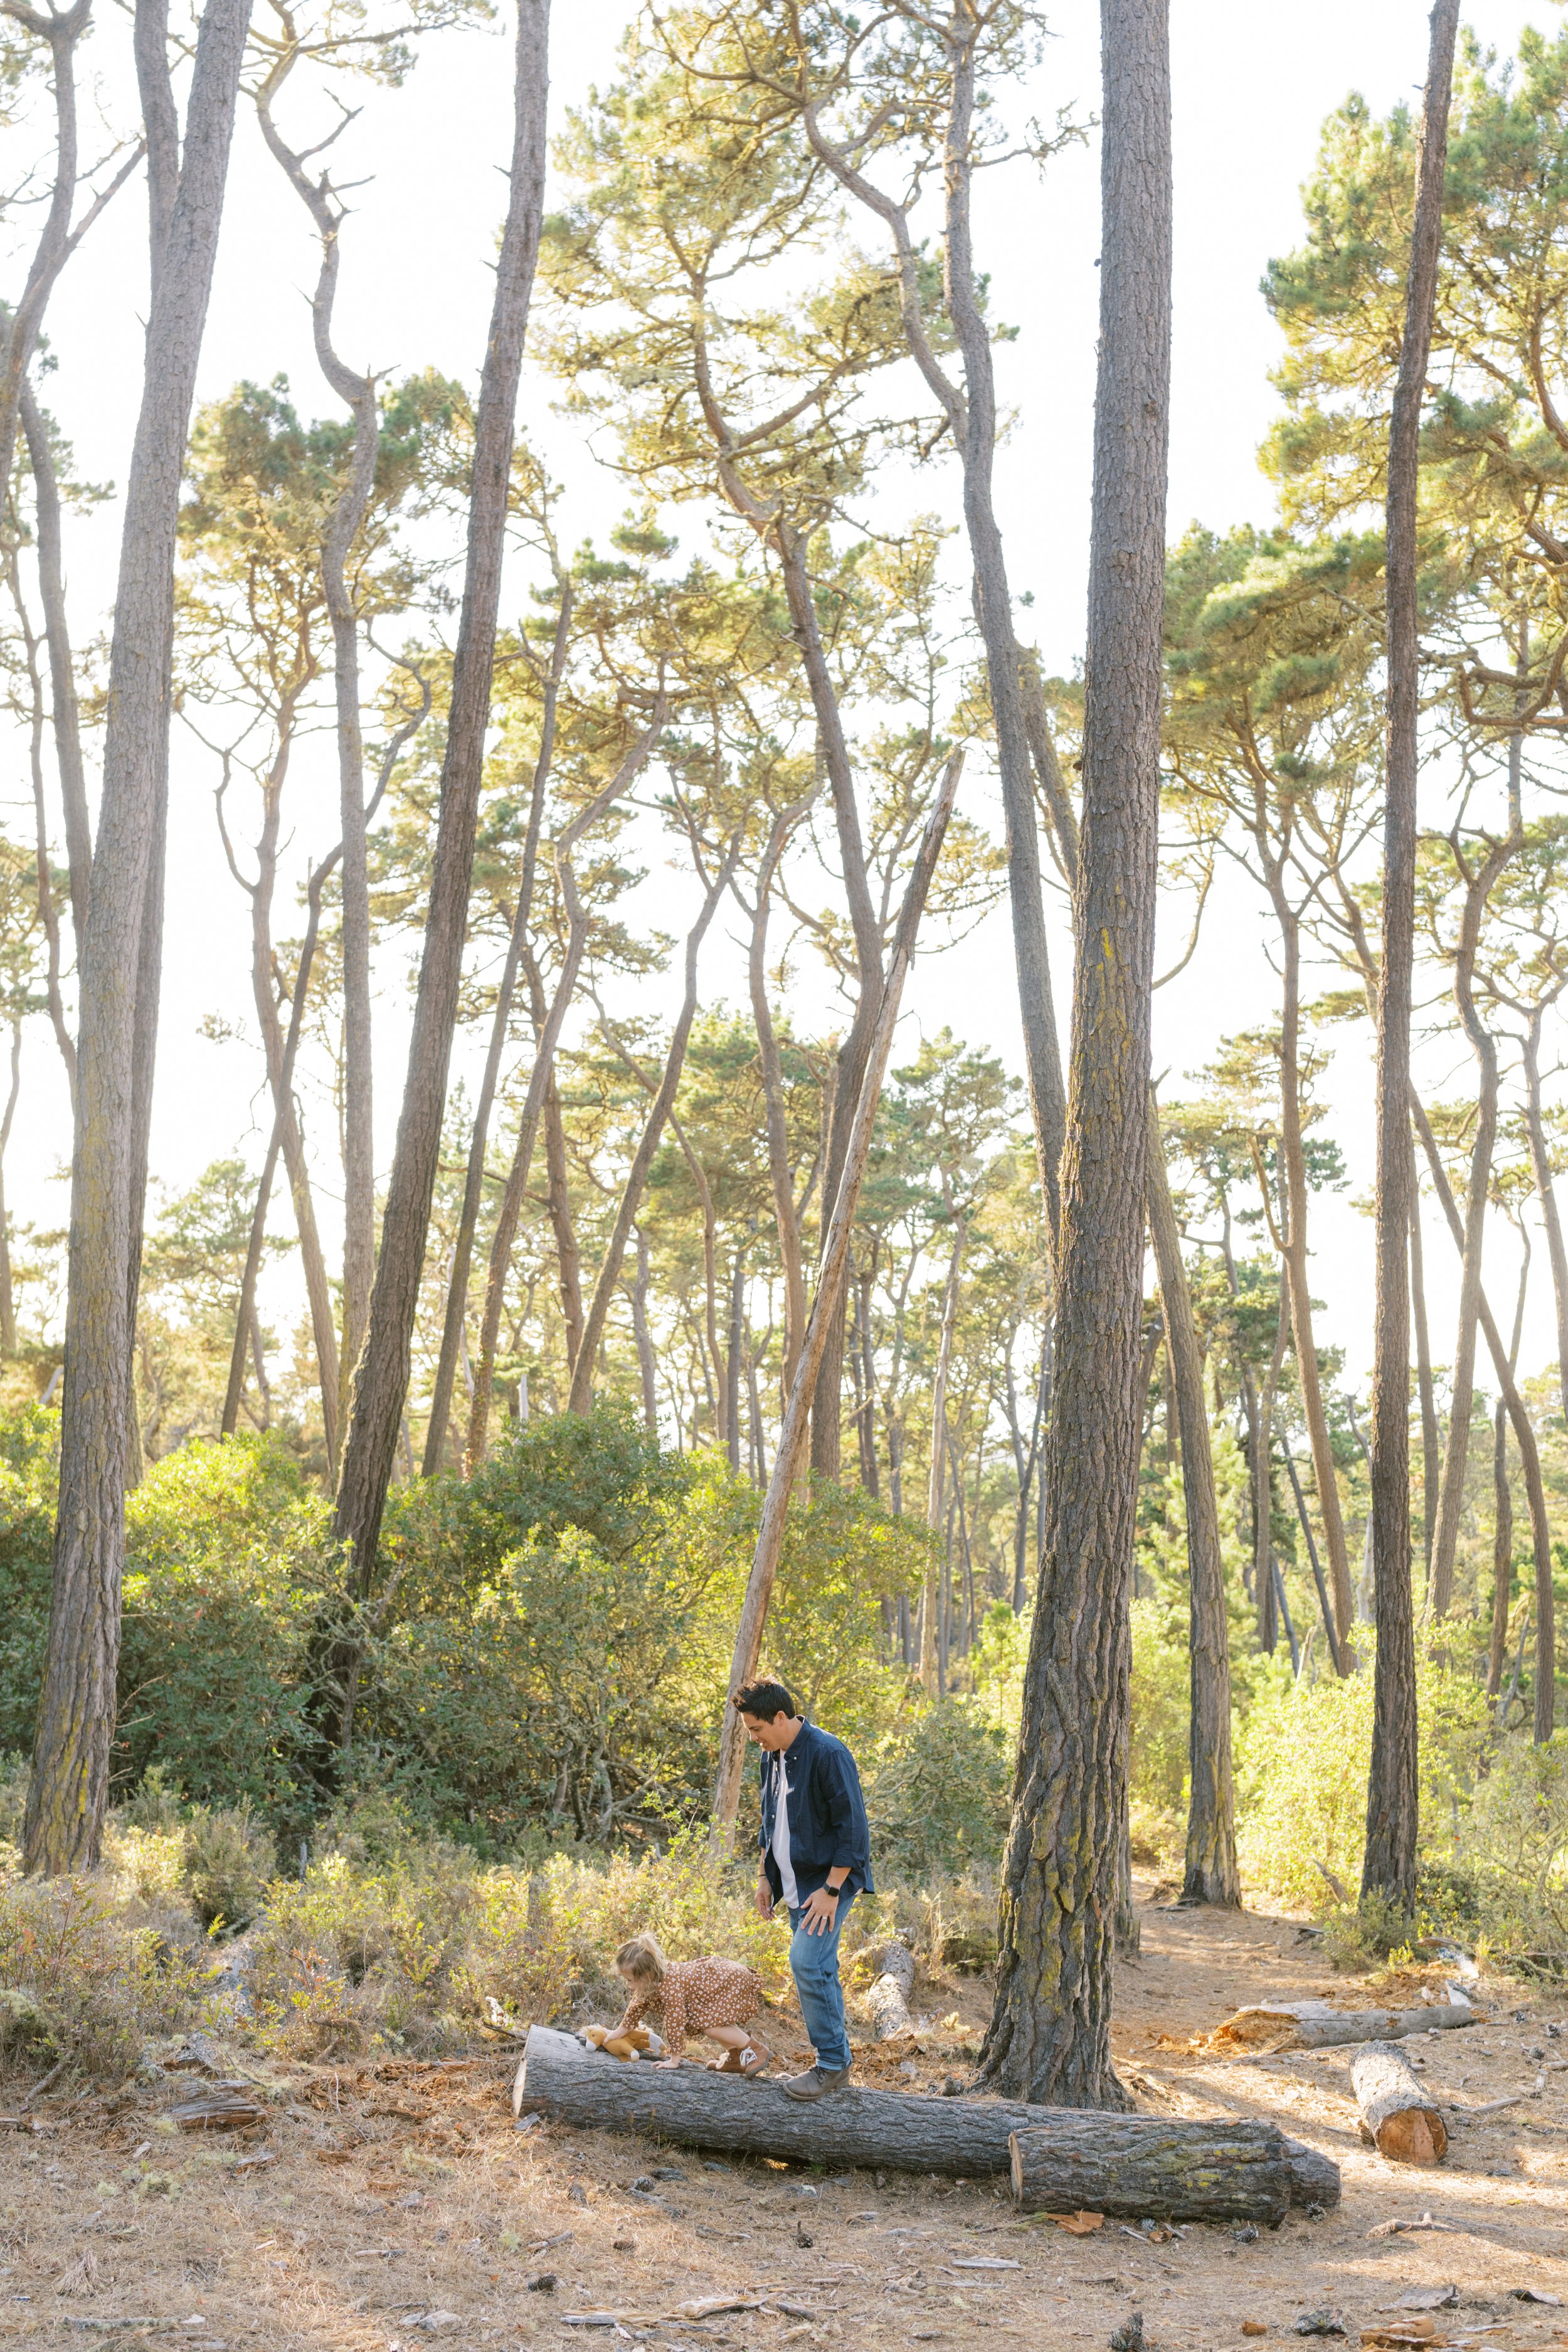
[0,1873,202,2074]
[866,1698,1010,1880]
[117,1436,331,1813]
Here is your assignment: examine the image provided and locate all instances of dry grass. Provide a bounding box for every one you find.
[5,1885,1568,2351]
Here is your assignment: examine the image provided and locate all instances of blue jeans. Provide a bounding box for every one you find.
[788,1892,856,2074]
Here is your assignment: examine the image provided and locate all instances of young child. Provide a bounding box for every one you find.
[611,1933,773,2075]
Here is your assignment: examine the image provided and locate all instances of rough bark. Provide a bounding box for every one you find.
[1010,2119,1295,2223]
[709,759,962,1844]
[331,0,549,1594]
[1145,1095,1238,1908]
[1352,2041,1448,2164]
[24,0,253,1874]
[977,0,1169,2109]
[513,2026,1337,2202]
[1364,0,1459,1910]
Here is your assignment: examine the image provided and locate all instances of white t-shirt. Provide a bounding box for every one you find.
[770,1756,799,1909]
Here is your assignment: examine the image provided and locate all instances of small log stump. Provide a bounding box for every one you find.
[1352,2041,1448,2164]
[1009,2118,1294,2223]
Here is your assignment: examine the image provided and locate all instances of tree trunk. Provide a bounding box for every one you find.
[1364,0,1459,1912]
[1271,898,1353,1668]
[221,850,339,1444]
[1414,1094,1554,1740]
[1352,2042,1448,2164]
[743,796,814,1397]
[0,0,92,502]
[1488,1398,1512,1698]
[255,51,383,1435]
[1282,1438,1343,1667]
[416,591,566,1473]
[1409,1145,1439,1579]
[566,850,734,1417]
[921,1220,965,1694]
[775,538,883,1485]
[512,2026,1337,2201]
[1522,1008,1568,1432]
[543,1064,585,1370]
[0,1022,21,1352]
[710,759,961,1844]
[14,569,77,1098]
[632,1225,657,1434]
[978,0,1169,2109]
[1429,834,1518,1618]
[1145,1094,1238,1908]
[24,0,253,1875]
[20,382,92,946]
[330,0,550,1595]
[1010,2119,1295,2224]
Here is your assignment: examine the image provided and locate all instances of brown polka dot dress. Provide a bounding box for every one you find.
[617,1956,763,2059]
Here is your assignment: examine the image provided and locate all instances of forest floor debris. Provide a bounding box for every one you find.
[5,1880,1568,2351]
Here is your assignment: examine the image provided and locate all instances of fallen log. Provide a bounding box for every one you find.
[1009,2119,1295,2223]
[1215,2001,1476,2053]
[513,2025,1338,2203]
[866,1942,916,2041]
[1352,2043,1448,2165]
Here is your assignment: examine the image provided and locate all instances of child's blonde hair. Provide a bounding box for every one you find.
[616,1932,667,1984]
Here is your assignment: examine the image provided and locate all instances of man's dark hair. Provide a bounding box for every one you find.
[732,1678,795,1722]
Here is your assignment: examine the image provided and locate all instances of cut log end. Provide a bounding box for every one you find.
[1352,2042,1448,2168]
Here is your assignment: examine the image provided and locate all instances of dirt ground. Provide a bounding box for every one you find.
[8,1878,1568,2352]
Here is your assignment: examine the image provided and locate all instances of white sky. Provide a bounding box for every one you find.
[8,0,1560,1395]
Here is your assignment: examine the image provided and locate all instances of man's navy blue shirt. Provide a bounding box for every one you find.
[757,1719,873,1903]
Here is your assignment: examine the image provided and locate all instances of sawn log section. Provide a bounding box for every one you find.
[514,2026,1340,2203]
[1009,2118,1294,2222]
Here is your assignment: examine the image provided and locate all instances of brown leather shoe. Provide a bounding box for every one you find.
[780,2064,850,2101]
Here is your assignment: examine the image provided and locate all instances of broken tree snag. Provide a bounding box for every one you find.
[1009,2119,1294,2225]
[1215,2001,1476,2053]
[513,2027,1338,2203]
[1352,2042,1448,2165]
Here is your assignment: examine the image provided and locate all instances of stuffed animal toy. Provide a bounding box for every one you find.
[579,2023,664,2062]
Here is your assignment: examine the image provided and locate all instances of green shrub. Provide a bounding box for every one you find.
[0,1406,60,1757]
[1234,1640,1491,1909]
[117,1436,331,1814]
[866,1698,1010,1880]
[181,1803,276,1931]
[0,1873,202,2074]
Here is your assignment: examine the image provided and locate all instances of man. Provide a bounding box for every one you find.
[733,1677,872,2102]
